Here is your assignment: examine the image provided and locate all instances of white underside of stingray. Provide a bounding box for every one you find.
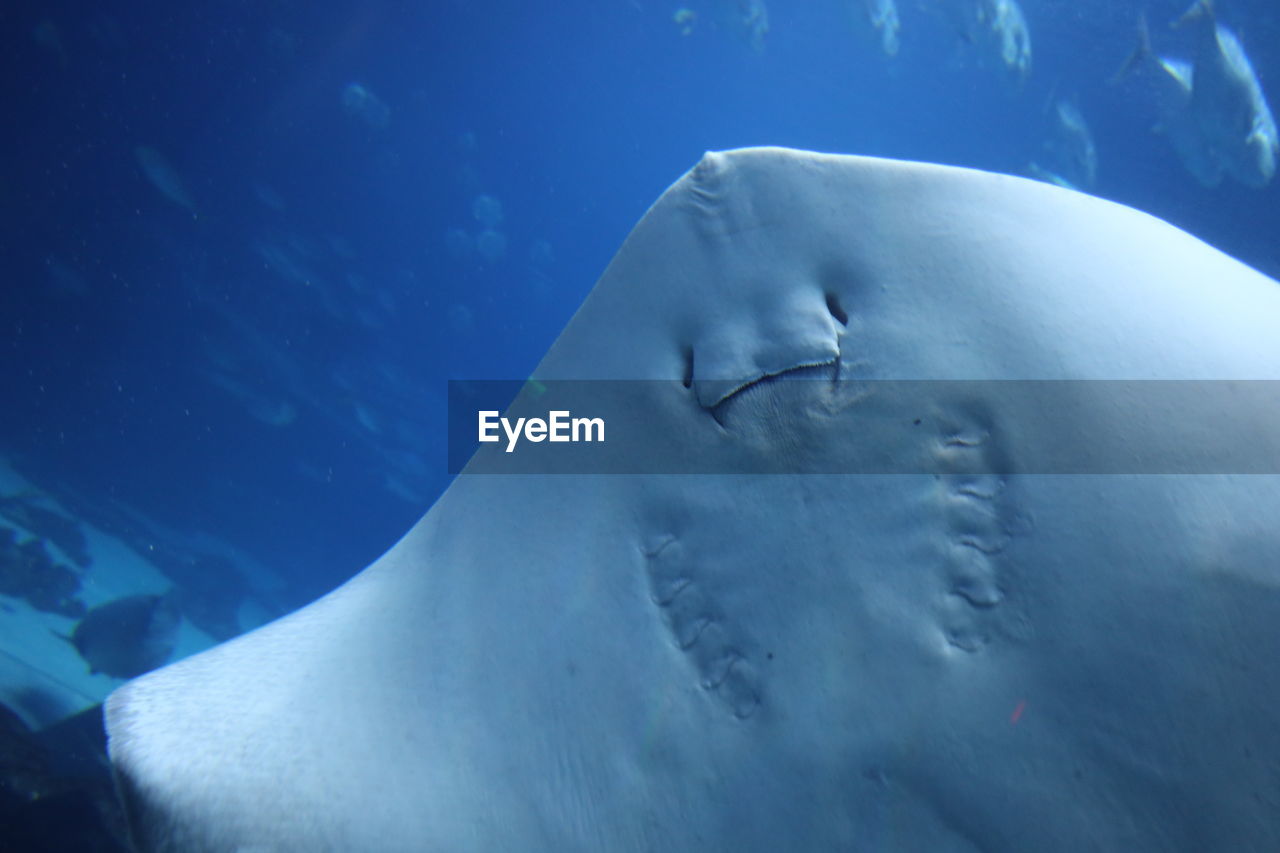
[106,148,1280,851]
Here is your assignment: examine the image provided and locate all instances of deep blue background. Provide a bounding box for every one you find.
[3,0,1278,608]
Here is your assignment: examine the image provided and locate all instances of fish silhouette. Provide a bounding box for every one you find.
[64,594,180,679]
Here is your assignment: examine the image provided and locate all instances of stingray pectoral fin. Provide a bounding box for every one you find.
[106,148,1280,852]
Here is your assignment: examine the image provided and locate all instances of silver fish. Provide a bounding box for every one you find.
[923,0,1031,81]
[134,146,197,215]
[719,0,769,52]
[860,0,901,57]
[68,594,180,679]
[1176,0,1279,188]
[1116,15,1215,185]
[1029,99,1098,191]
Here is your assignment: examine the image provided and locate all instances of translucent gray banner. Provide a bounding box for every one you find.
[447,379,1280,475]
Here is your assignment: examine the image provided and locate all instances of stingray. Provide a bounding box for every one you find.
[106,149,1280,850]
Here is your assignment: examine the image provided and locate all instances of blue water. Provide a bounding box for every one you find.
[3,0,1279,611]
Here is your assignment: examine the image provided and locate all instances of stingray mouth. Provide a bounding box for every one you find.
[707,359,842,429]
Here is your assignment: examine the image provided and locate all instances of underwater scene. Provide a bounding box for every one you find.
[3,0,1280,849]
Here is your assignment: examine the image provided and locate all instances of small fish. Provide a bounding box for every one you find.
[1114,14,1216,186]
[62,593,181,679]
[986,0,1031,82]
[44,255,90,297]
[719,0,769,53]
[1175,0,1279,187]
[32,18,68,66]
[674,8,697,37]
[1029,99,1098,191]
[134,146,197,216]
[1116,4,1277,188]
[203,369,299,428]
[859,0,901,57]
[924,0,984,45]
[340,82,390,129]
[922,0,1030,81]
